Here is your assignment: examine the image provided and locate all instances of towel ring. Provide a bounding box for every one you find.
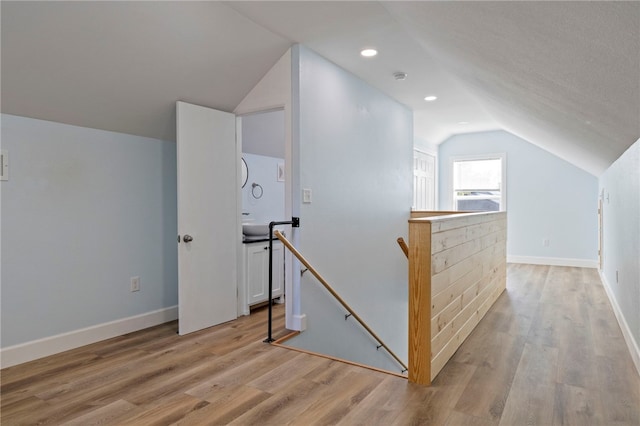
[251,183,263,199]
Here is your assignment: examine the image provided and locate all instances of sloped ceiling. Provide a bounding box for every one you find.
[2,1,638,175]
[0,1,291,142]
[383,1,640,175]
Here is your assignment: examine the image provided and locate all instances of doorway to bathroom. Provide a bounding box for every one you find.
[238,109,287,318]
[241,109,286,226]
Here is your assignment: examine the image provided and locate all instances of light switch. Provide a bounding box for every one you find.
[303,188,312,203]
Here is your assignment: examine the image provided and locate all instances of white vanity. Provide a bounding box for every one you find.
[240,152,287,316]
[239,237,284,316]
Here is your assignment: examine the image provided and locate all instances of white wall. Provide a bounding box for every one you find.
[241,109,285,159]
[414,136,438,155]
[439,130,598,266]
[599,138,640,370]
[241,153,285,224]
[285,46,413,371]
[1,114,177,361]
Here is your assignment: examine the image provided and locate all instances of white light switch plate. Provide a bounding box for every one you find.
[303,188,312,203]
[1,150,8,181]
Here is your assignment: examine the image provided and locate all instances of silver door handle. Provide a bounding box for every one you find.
[183,234,193,243]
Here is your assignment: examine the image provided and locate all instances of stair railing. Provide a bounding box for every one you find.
[271,230,408,373]
[397,237,409,258]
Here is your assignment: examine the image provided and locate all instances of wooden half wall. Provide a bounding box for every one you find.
[408,211,507,384]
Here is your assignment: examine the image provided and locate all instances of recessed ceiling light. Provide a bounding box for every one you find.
[458,121,469,125]
[360,48,378,57]
[424,95,438,102]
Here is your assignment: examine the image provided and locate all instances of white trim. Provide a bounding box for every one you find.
[0,306,178,369]
[414,146,437,157]
[291,314,307,331]
[599,271,640,376]
[507,255,598,268]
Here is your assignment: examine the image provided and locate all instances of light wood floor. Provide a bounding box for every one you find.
[2,264,639,425]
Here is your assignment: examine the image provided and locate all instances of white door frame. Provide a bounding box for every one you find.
[236,108,295,330]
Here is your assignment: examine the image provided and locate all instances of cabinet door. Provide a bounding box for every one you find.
[247,243,269,305]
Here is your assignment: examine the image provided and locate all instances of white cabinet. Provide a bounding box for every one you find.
[239,240,284,315]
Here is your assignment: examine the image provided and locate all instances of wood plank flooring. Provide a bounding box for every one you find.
[2,264,639,425]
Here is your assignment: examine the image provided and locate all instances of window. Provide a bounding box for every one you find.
[452,154,506,211]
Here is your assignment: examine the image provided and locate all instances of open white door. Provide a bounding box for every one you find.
[177,101,238,335]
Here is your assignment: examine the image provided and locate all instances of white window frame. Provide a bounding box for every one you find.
[449,153,507,211]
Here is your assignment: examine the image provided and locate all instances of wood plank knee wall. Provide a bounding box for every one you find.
[408,211,507,385]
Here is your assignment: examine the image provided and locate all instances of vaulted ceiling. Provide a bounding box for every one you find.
[2,1,638,175]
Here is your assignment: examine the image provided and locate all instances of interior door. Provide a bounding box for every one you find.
[177,101,238,335]
[414,150,436,210]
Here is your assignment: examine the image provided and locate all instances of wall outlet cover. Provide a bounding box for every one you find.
[130,276,140,292]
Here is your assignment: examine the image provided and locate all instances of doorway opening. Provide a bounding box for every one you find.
[238,109,289,332]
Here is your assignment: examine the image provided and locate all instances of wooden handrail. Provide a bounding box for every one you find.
[397,237,408,258]
[274,230,408,373]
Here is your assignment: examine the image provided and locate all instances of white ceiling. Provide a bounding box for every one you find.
[2,1,638,176]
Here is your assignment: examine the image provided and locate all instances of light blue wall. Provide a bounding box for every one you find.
[599,139,639,352]
[1,114,177,347]
[241,153,285,224]
[286,46,413,371]
[439,130,598,263]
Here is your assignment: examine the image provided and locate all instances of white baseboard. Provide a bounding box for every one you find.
[291,314,307,331]
[598,272,640,376]
[0,306,178,369]
[507,255,598,268]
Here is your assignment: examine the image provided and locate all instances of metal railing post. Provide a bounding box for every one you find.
[264,217,299,343]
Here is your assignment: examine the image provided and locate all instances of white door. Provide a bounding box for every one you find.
[414,150,436,210]
[177,101,238,335]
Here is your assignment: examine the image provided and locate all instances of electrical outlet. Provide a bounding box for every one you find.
[131,276,140,292]
[543,238,550,247]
